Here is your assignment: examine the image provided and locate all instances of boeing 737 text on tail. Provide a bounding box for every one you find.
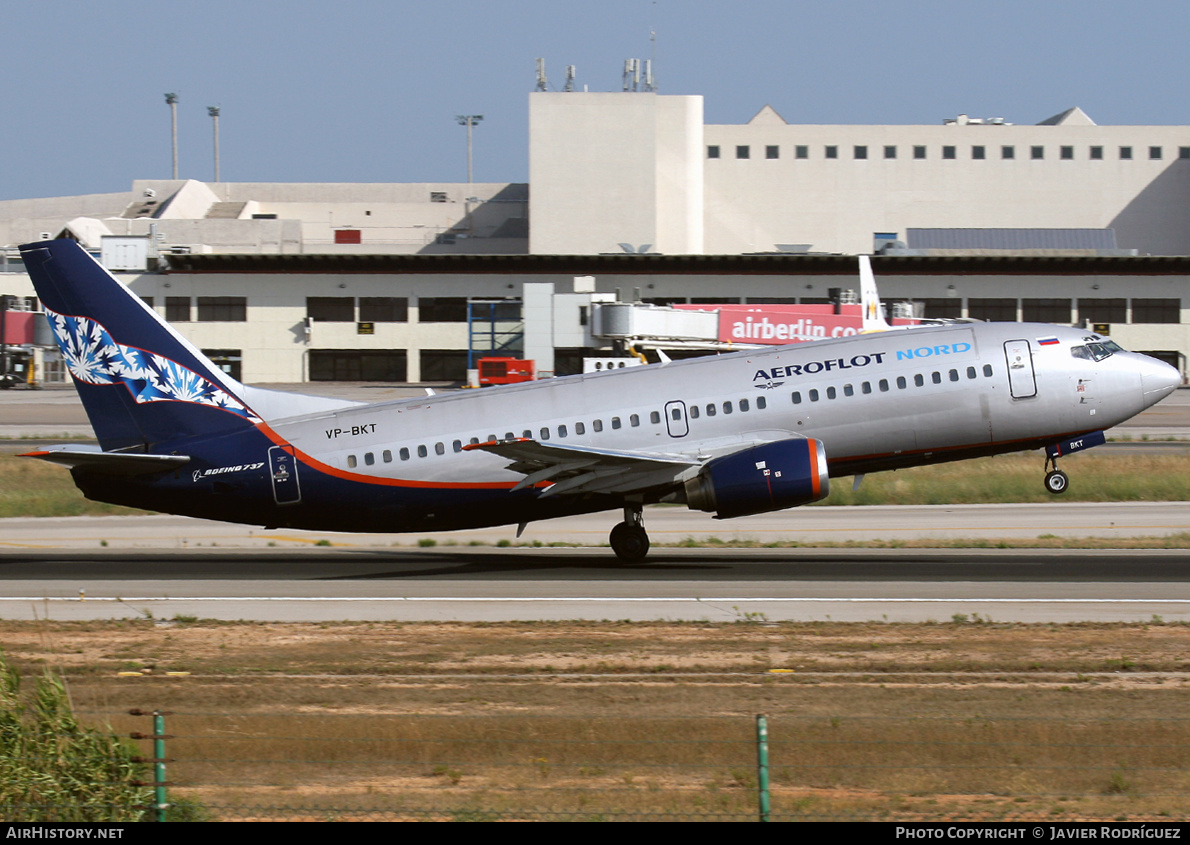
[19,239,1181,560]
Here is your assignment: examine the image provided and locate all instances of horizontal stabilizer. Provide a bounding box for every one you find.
[22,446,190,476]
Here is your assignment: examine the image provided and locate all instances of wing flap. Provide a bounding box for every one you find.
[463,438,698,498]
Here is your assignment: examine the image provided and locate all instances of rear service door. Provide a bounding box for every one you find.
[269,445,302,505]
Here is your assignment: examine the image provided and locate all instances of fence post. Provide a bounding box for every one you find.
[756,714,770,822]
[130,709,173,822]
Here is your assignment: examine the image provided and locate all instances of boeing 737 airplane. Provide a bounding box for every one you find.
[19,239,1182,561]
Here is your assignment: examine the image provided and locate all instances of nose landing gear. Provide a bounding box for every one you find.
[609,504,650,562]
[1043,455,1069,495]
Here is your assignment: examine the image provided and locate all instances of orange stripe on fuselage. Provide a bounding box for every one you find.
[254,422,522,490]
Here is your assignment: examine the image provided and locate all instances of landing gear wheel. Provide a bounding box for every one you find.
[610,521,650,563]
[1044,470,1069,495]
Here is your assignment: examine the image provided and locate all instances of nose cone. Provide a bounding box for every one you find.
[1139,355,1181,405]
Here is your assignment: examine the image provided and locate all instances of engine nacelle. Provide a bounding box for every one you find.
[684,438,830,519]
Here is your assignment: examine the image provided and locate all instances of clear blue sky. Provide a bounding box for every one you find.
[3,0,1188,200]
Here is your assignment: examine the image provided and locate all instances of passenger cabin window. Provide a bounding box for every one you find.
[558,425,567,438]
[914,374,924,387]
[630,414,640,427]
[706,404,716,416]
[650,411,661,424]
[593,420,603,432]
[575,422,585,435]
[722,402,733,414]
[879,379,889,392]
[612,417,622,429]
[435,443,445,455]
[540,427,551,440]
[792,392,802,405]
[400,448,410,461]
[809,389,820,402]
[417,445,427,458]
[364,453,375,466]
[896,377,907,389]
[756,396,767,409]
[347,455,357,468]
[383,450,392,462]
[690,406,700,418]
[740,398,750,411]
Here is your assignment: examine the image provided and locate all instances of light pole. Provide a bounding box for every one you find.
[208,106,221,182]
[454,115,483,184]
[164,93,179,179]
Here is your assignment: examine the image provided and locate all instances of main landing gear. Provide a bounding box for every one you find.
[609,504,650,562]
[1043,454,1069,495]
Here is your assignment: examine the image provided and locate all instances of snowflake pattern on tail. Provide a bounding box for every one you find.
[45,307,262,424]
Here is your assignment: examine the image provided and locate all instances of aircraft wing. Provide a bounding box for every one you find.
[22,446,190,476]
[463,439,699,498]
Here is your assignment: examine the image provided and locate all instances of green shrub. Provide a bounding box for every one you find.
[0,653,150,821]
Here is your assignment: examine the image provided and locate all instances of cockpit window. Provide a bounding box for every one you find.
[1071,339,1122,362]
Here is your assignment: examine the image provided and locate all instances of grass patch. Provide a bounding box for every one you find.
[818,452,1190,506]
[5,619,1190,822]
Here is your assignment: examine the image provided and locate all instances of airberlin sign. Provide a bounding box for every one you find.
[674,304,919,345]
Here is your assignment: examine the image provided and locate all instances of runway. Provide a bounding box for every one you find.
[0,504,1187,623]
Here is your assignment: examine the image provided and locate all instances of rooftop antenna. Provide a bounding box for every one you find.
[535,58,548,92]
[164,93,179,179]
[564,65,576,92]
[622,58,639,92]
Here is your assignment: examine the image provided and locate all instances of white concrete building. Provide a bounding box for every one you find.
[1,90,1189,385]
[528,95,1190,256]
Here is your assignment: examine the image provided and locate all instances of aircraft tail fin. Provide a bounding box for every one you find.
[20,239,263,451]
[859,255,891,332]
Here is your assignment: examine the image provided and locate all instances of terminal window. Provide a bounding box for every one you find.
[165,296,191,323]
[197,296,247,322]
[1150,146,1163,160]
[854,145,867,159]
[706,145,720,159]
[795,145,808,159]
[971,145,985,160]
[736,145,750,159]
[913,146,926,159]
[824,145,838,159]
[1031,146,1044,159]
[307,297,354,322]
[942,146,956,160]
[765,145,779,159]
[1180,147,1190,159]
[884,145,896,159]
[1120,146,1133,160]
[968,298,1017,322]
[1131,299,1181,324]
[1090,146,1104,160]
[1077,298,1126,325]
[1022,298,1072,323]
[417,297,468,322]
[1001,145,1015,159]
[1060,146,1074,160]
[359,297,408,322]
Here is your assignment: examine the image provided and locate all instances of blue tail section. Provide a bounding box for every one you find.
[20,239,261,451]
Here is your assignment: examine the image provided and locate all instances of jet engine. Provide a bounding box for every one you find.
[684,438,830,519]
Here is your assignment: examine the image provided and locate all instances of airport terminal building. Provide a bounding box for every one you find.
[2,92,1189,383]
